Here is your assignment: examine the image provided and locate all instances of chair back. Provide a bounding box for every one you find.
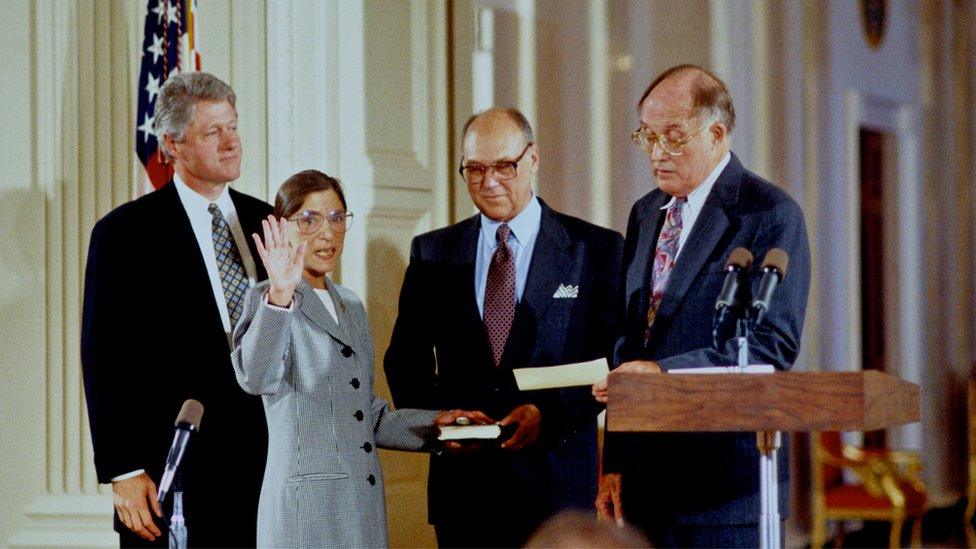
[817,431,845,488]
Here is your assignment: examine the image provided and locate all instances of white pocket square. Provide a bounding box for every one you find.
[553,284,579,298]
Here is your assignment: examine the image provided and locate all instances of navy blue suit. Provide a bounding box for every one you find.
[604,153,810,547]
[81,182,271,547]
[384,199,623,547]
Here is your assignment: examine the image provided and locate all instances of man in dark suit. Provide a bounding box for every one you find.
[384,107,623,548]
[81,72,270,547]
[592,64,810,547]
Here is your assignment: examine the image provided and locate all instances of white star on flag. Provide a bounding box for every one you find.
[145,74,161,102]
[137,114,156,143]
[150,0,165,24]
[166,3,180,24]
[146,33,165,64]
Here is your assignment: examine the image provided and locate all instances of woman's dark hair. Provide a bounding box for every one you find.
[274,169,347,218]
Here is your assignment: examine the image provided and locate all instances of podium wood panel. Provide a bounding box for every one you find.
[607,370,920,432]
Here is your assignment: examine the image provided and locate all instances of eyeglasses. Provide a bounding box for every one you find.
[458,142,533,185]
[631,121,710,156]
[288,209,354,235]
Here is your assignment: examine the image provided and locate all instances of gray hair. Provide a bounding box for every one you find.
[154,72,237,159]
[462,107,535,144]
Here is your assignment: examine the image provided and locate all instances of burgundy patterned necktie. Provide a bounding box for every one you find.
[484,223,516,366]
[646,197,686,341]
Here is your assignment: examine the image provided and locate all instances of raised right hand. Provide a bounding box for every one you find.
[112,472,163,541]
[253,215,307,306]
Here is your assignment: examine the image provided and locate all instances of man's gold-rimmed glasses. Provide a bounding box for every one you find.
[630,122,710,156]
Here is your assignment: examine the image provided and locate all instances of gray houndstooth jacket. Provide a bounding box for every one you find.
[232,278,439,549]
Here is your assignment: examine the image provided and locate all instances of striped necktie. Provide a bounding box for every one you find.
[208,204,249,328]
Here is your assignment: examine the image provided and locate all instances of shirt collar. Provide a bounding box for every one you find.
[660,151,731,212]
[173,173,234,214]
[480,194,542,247]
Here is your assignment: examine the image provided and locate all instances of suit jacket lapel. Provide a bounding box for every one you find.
[499,201,570,368]
[516,202,570,325]
[229,189,270,281]
[296,279,352,348]
[452,215,488,336]
[653,155,742,325]
[160,181,222,310]
[631,193,670,316]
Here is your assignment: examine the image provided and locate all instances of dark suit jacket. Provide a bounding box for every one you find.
[604,153,810,531]
[384,199,623,537]
[81,181,272,547]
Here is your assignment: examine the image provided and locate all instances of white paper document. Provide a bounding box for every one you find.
[513,358,610,390]
[669,364,776,374]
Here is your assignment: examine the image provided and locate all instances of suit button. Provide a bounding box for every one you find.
[362,442,373,453]
[367,474,376,485]
[354,410,364,421]
[350,378,360,389]
[341,345,353,357]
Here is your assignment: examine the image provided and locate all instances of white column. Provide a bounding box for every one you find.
[587,0,611,227]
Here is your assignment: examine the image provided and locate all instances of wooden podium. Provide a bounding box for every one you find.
[607,370,921,548]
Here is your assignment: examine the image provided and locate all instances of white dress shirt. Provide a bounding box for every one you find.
[474,195,542,318]
[660,151,731,260]
[313,287,339,325]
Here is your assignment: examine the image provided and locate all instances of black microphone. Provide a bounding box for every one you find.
[714,247,753,321]
[157,399,204,504]
[715,247,754,310]
[751,249,789,326]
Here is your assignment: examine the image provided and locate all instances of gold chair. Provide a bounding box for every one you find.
[811,431,926,548]
[964,373,976,547]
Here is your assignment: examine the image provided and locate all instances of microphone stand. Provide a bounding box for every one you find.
[168,470,187,549]
[717,309,781,549]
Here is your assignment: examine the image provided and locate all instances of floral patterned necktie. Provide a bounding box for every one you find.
[645,197,686,342]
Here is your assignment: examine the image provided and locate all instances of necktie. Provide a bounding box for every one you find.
[208,204,249,328]
[484,223,516,367]
[646,197,686,340]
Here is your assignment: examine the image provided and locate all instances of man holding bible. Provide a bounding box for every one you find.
[384,107,623,547]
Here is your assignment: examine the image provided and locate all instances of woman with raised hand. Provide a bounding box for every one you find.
[232,169,489,548]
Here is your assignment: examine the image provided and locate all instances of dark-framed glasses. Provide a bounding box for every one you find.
[631,122,710,156]
[458,142,533,185]
[289,209,354,235]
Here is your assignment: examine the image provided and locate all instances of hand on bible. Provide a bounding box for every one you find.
[591,360,662,403]
[434,409,496,453]
[253,215,306,306]
[498,403,541,451]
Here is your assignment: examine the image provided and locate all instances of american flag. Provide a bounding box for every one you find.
[135,0,201,191]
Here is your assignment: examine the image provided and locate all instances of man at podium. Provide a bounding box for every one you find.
[592,64,811,547]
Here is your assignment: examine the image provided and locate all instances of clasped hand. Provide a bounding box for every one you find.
[252,215,306,307]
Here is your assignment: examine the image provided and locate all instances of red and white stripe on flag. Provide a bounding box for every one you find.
[135,0,201,195]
